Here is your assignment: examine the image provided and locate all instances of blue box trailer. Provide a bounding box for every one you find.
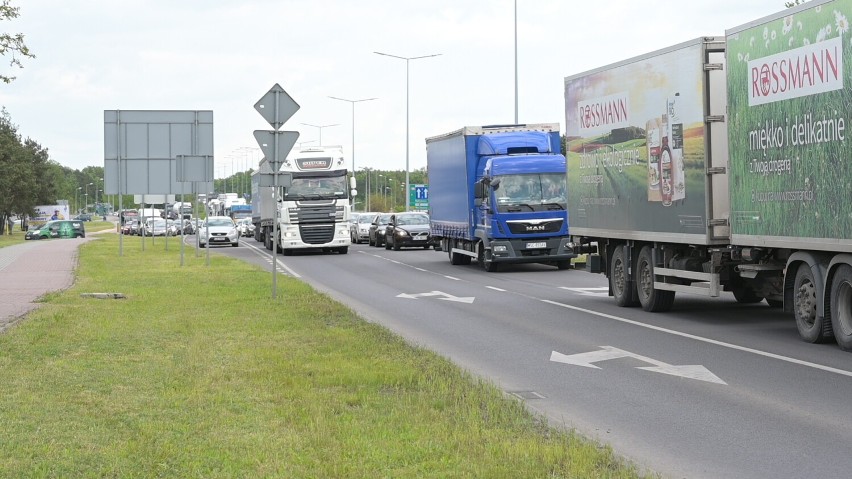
[427,124,576,272]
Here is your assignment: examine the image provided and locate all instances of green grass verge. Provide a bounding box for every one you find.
[0,233,650,478]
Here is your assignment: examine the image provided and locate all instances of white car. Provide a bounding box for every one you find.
[236,218,255,237]
[198,216,240,247]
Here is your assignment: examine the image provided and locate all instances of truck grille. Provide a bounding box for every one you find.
[505,219,563,235]
[299,224,335,244]
[288,204,343,224]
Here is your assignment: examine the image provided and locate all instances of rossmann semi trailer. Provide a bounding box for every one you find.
[427,124,576,272]
[251,146,356,255]
[564,0,852,351]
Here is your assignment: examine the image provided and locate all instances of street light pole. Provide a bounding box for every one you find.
[514,0,519,124]
[86,182,93,213]
[300,122,339,147]
[328,96,378,175]
[76,187,81,215]
[374,51,441,211]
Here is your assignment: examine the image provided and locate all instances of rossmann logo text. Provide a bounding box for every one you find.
[577,92,629,135]
[748,36,843,106]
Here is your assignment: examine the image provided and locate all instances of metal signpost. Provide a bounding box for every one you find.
[104,110,214,257]
[253,84,300,298]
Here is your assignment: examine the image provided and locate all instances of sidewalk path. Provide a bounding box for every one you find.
[0,237,95,333]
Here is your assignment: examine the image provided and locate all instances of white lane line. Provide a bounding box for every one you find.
[560,286,609,296]
[542,299,852,379]
[444,276,461,281]
[486,286,507,292]
[415,268,428,272]
[242,241,301,278]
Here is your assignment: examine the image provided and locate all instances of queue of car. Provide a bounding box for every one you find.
[351,211,434,250]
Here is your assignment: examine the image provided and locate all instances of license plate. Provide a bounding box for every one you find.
[526,242,547,249]
[413,237,426,241]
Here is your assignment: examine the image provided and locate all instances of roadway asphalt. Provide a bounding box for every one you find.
[0,234,97,333]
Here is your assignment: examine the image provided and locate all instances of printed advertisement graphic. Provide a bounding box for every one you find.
[564,42,708,235]
[727,1,852,240]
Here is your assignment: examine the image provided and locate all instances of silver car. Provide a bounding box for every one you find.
[350,212,376,244]
[198,216,240,247]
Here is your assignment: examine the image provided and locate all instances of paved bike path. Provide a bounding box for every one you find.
[0,237,94,333]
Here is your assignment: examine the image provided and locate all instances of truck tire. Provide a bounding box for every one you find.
[385,238,391,250]
[556,261,571,270]
[611,245,638,307]
[264,232,272,251]
[636,246,674,312]
[448,242,470,265]
[794,263,833,343]
[393,240,401,251]
[338,246,349,255]
[478,247,500,272]
[829,264,852,350]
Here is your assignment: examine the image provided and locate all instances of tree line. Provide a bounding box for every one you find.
[0,110,118,233]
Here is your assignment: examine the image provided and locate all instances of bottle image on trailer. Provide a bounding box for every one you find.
[646,118,662,200]
[646,93,686,206]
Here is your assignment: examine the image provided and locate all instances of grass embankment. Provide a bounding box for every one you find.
[0,233,648,478]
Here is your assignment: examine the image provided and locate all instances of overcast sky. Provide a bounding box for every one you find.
[2,0,788,178]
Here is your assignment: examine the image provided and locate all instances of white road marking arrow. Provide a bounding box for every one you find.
[550,345,726,385]
[396,290,475,304]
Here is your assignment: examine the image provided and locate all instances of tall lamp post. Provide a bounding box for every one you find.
[96,177,103,214]
[374,51,441,211]
[300,122,339,147]
[76,186,82,215]
[328,95,378,174]
[86,182,93,213]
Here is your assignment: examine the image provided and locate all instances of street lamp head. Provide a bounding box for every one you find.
[374,51,442,61]
[328,96,378,103]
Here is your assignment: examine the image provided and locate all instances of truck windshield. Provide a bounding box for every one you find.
[493,173,566,212]
[284,175,348,200]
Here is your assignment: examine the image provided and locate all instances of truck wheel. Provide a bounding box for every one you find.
[611,245,638,307]
[636,246,674,312]
[385,238,391,250]
[338,247,349,255]
[794,263,833,343]
[830,264,852,350]
[447,240,471,265]
[479,247,500,272]
[265,233,272,251]
[556,261,571,270]
[393,241,401,251]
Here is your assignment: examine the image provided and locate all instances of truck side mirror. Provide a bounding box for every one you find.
[350,177,357,189]
[351,188,358,197]
[474,182,485,199]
